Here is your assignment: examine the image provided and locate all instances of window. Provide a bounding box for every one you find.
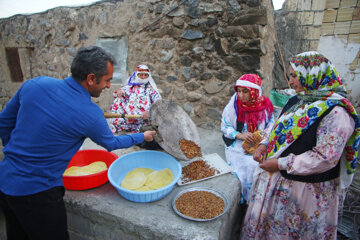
[96,37,128,84]
[5,47,34,82]
[5,47,24,82]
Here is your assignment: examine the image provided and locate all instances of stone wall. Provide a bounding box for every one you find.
[274,0,360,111]
[0,0,277,129]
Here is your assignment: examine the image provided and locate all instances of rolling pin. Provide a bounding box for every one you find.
[104,112,142,119]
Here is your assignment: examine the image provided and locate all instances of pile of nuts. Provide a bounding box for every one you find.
[179,139,202,159]
[175,190,225,219]
[242,130,263,154]
[181,159,219,184]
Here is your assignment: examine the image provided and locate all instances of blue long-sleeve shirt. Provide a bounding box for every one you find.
[0,76,144,196]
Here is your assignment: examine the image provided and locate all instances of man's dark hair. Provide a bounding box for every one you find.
[71,46,116,83]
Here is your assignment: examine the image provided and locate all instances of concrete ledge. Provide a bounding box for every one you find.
[66,128,242,240]
[65,174,241,240]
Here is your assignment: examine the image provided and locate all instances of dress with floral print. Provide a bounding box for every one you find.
[109,84,161,133]
[240,106,355,240]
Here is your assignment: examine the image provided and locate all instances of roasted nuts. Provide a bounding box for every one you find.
[179,139,202,159]
[181,159,219,184]
[175,190,225,219]
[242,130,263,155]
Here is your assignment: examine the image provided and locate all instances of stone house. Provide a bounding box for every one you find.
[0,0,277,130]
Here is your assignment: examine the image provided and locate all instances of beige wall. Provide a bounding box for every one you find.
[320,0,360,108]
[276,0,360,111]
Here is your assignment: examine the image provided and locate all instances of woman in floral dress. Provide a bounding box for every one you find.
[221,74,274,204]
[240,51,360,239]
[109,64,161,133]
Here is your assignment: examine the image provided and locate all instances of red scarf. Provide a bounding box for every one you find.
[236,94,274,133]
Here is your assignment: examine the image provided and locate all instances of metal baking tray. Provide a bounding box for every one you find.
[172,187,229,222]
[177,153,231,186]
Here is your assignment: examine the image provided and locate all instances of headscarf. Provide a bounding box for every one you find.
[234,74,274,133]
[127,64,159,91]
[267,51,360,188]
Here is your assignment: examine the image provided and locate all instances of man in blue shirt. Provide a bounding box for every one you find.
[0,46,156,240]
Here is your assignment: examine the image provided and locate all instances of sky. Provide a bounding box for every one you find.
[0,0,286,19]
[0,0,99,18]
[273,0,286,10]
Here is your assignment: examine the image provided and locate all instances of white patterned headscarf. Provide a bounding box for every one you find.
[127,64,159,91]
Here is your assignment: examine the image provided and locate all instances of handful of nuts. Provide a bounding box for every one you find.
[242,130,263,155]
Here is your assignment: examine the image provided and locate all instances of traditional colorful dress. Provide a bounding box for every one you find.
[241,51,360,240]
[109,65,161,133]
[221,74,274,203]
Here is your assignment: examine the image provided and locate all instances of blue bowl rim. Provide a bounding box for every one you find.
[108,150,182,195]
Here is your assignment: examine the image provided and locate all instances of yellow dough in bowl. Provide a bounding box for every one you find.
[121,171,148,190]
[121,167,173,191]
[63,161,108,176]
[145,168,173,189]
[134,185,154,191]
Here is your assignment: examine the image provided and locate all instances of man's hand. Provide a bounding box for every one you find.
[259,158,279,172]
[253,144,267,163]
[143,130,156,142]
[142,111,149,120]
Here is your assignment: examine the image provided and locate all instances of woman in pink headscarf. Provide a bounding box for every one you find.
[221,74,274,204]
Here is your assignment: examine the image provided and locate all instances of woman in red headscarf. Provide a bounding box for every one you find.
[221,74,274,204]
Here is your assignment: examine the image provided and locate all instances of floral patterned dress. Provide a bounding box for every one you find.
[109,83,161,133]
[240,106,355,240]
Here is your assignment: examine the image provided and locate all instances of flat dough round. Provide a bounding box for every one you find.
[121,170,147,190]
[145,168,173,189]
[134,167,155,175]
[121,167,174,191]
[63,161,107,176]
[134,185,154,191]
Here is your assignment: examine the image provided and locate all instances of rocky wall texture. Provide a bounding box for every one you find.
[0,0,276,129]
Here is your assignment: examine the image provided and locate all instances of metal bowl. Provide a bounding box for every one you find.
[172,187,229,222]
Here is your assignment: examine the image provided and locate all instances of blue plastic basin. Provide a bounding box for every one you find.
[108,150,182,203]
